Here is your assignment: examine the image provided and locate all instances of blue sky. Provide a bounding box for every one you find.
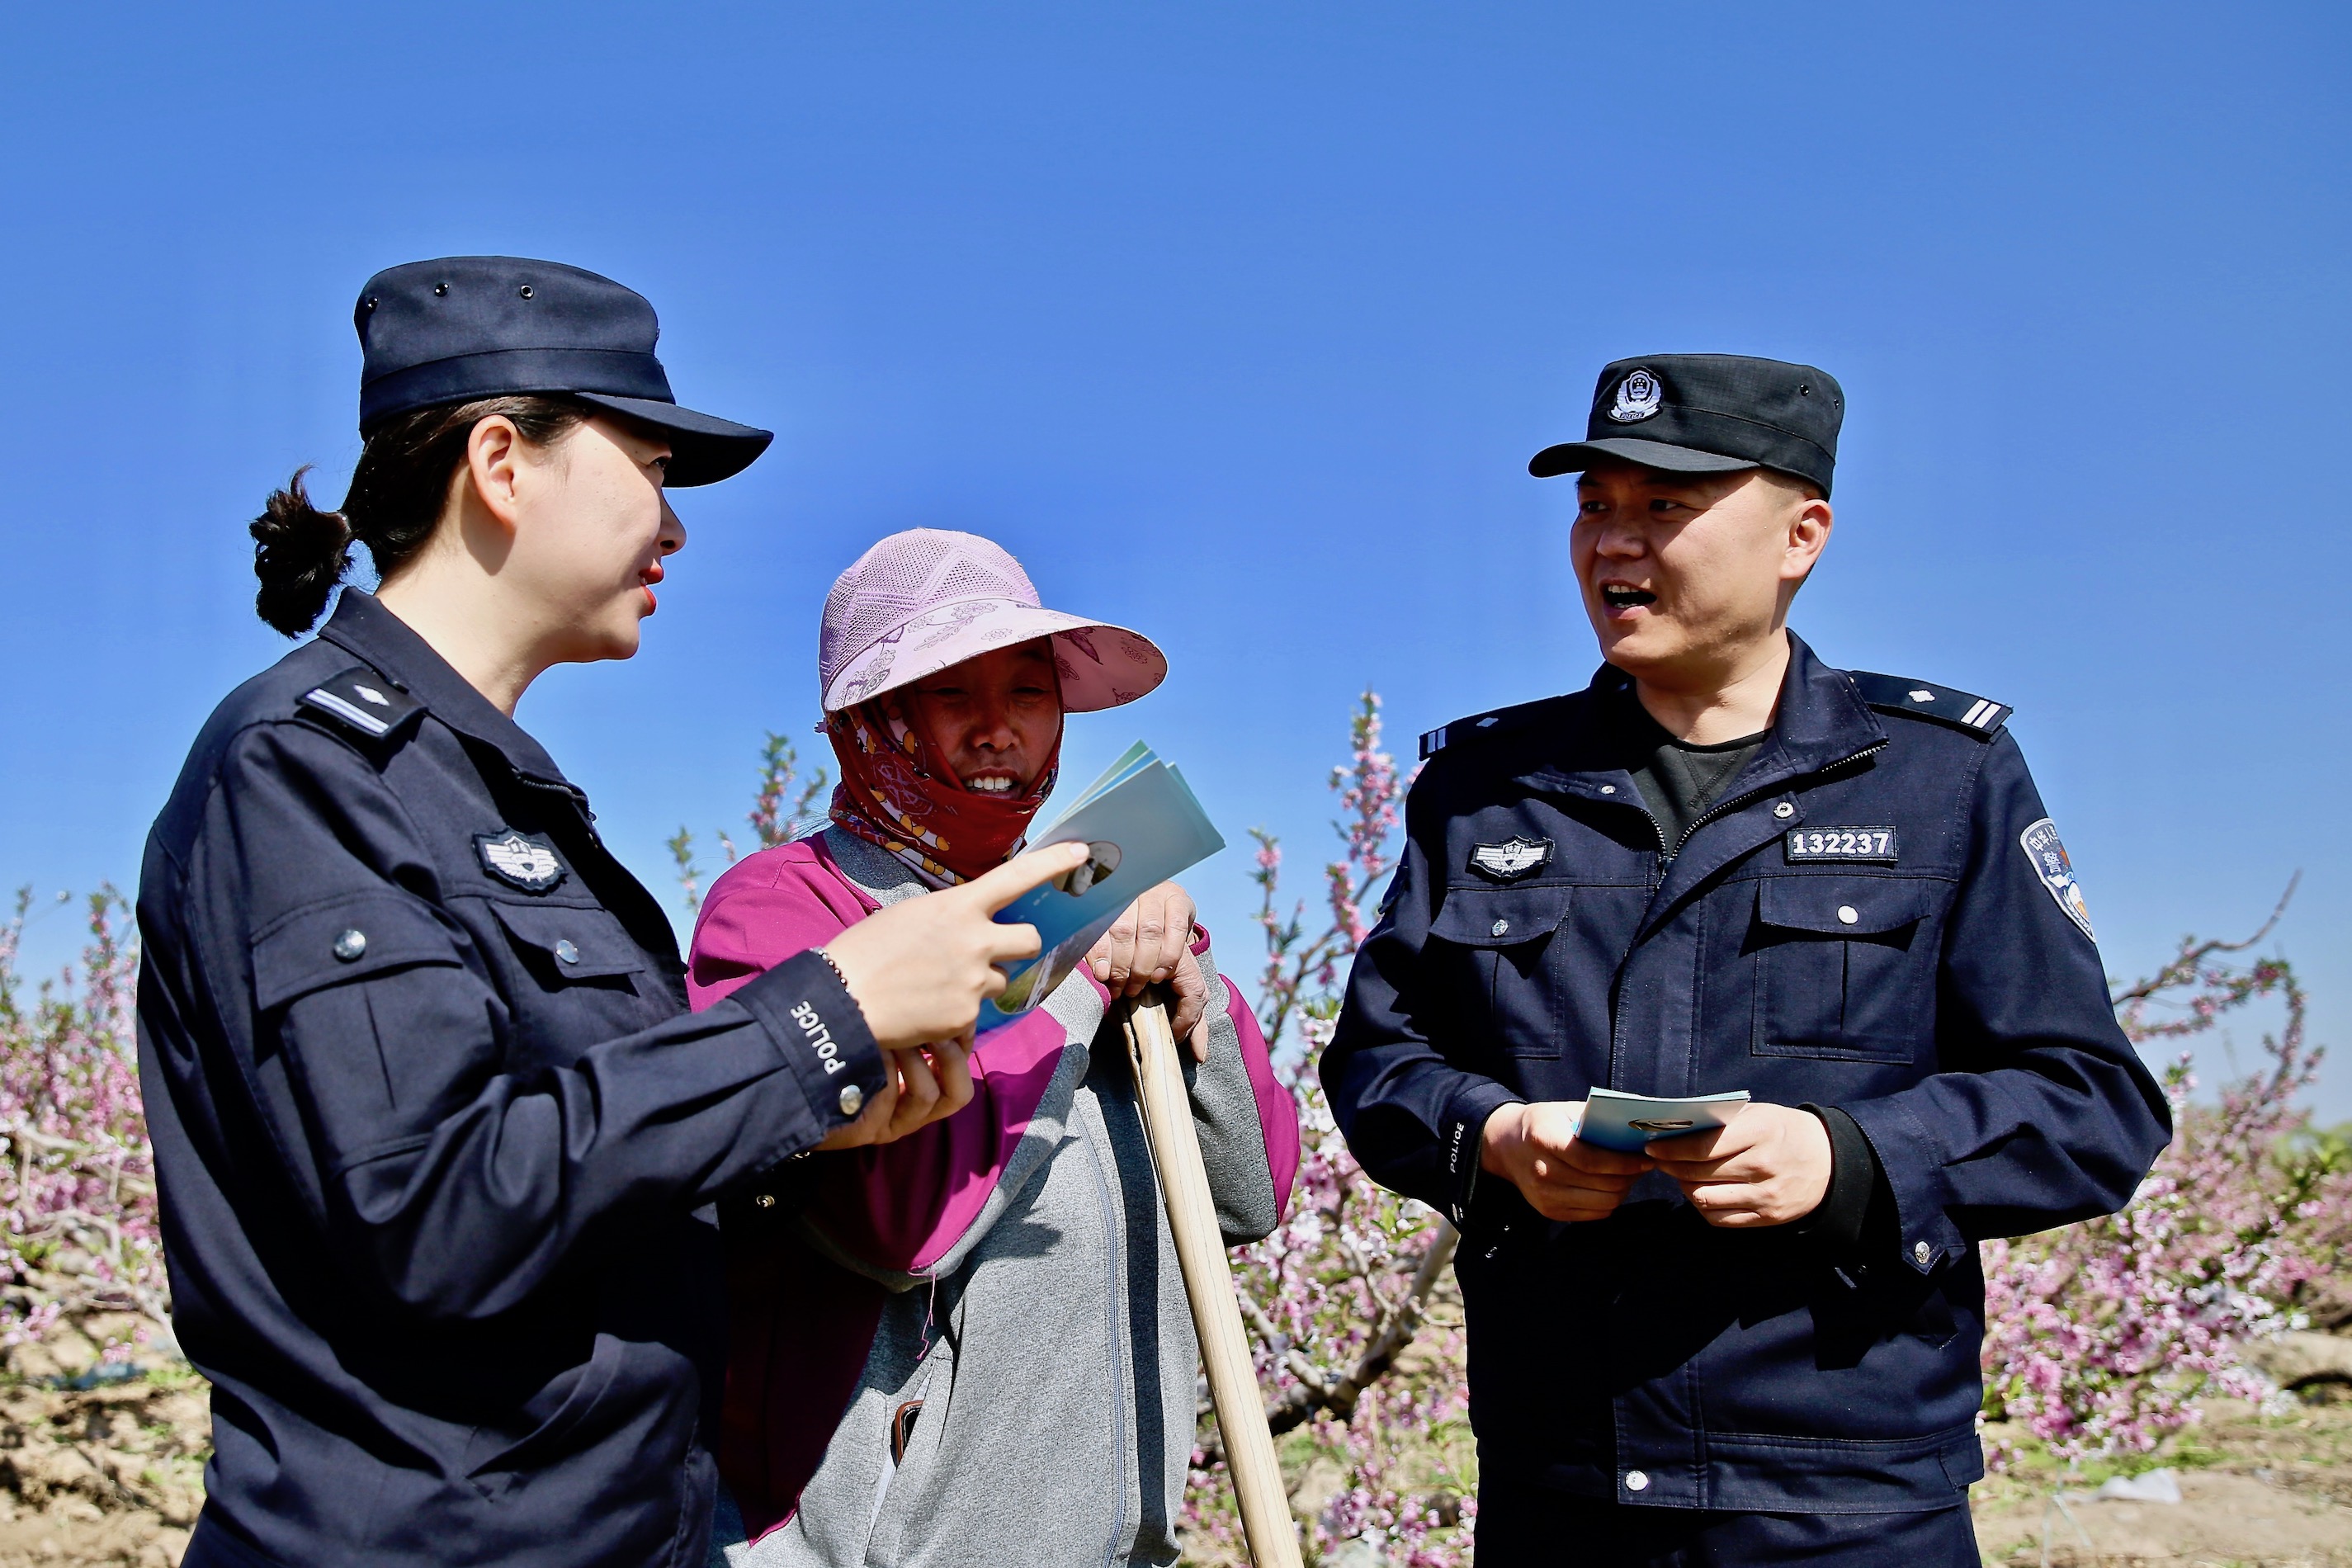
[2,4,2345,1117]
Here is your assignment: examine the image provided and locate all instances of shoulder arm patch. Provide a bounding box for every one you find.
[1847,671,2011,739]
[295,666,426,744]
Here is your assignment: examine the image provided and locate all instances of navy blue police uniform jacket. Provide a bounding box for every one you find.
[1322,635,2170,1515]
[135,590,886,1568]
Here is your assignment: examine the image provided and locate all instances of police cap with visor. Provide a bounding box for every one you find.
[354,256,773,486]
[1530,352,1843,497]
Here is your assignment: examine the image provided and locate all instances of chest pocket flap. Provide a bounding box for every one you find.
[489,900,649,980]
[251,892,465,1012]
[1756,876,1931,936]
[1431,884,1571,947]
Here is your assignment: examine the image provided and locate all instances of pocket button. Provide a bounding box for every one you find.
[1491,919,1510,937]
[1836,905,1858,925]
[332,928,367,962]
[554,939,582,966]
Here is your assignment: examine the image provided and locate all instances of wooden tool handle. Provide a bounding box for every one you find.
[1121,997,1304,1568]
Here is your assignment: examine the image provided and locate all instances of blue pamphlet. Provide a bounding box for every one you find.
[979,744,1226,1031]
[1574,1088,1751,1153]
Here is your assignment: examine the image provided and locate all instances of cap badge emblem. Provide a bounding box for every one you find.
[1468,836,1553,882]
[1608,368,1663,423]
[477,829,567,894]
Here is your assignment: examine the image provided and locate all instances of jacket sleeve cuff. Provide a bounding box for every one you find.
[1793,1104,1882,1256]
[1840,1094,1969,1275]
[1442,1078,1524,1230]
[731,948,890,1145]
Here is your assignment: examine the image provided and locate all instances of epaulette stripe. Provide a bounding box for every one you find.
[1422,692,1587,759]
[294,665,425,744]
[1847,670,2011,739]
[301,687,393,737]
[1419,711,1514,760]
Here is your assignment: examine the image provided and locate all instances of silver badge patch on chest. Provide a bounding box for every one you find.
[1468,836,1553,881]
[2019,818,2094,941]
[477,829,567,894]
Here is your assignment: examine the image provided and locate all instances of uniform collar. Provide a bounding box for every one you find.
[1726,630,1887,785]
[314,588,577,790]
[1518,631,1887,801]
[1574,635,1892,937]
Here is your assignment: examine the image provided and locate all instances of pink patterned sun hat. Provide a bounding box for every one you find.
[818,529,1169,715]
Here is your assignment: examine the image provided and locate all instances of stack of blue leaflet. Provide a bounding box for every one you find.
[980,743,1226,1031]
[1573,1088,1751,1153]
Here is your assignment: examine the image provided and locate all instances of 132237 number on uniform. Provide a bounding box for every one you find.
[1784,827,1898,862]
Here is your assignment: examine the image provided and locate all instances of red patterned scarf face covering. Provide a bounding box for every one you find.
[823,693,1063,886]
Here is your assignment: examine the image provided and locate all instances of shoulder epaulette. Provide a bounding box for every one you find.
[295,665,426,744]
[1848,671,2011,739]
[1419,695,1570,761]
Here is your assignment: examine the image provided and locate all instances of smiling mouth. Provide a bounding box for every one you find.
[1600,585,1658,610]
[963,775,1019,795]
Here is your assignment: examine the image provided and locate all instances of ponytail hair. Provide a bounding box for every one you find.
[250,394,591,636]
[252,468,353,636]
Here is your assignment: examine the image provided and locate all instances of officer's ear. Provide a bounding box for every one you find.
[460,414,529,542]
[1778,479,1831,592]
[446,416,536,564]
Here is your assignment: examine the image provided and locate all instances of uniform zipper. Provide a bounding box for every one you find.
[515,773,605,850]
[1659,737,1888,868]
[1603,738,1887,1088]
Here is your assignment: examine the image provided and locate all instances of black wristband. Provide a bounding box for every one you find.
[1445,1080,1525,1231]
[734,947,890,1137]
[1793,1103,1880,1256]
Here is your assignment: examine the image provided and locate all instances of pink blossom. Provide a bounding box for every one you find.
[0,888,171,1347]
[1979,908,2348,1465]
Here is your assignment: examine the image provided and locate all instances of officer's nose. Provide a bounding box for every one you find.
[1590,515,1646,558]
[659,499,687,556]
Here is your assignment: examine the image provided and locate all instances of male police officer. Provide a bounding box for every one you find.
[1322,355,2170,1565]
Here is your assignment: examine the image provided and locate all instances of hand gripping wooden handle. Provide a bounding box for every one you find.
[1120,996,1304,1568]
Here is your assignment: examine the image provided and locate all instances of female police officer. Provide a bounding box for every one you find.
[134,257,1091,1568]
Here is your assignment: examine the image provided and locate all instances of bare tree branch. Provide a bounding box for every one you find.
[2110,871,2298,1006]
[1263,1221,1459,1437]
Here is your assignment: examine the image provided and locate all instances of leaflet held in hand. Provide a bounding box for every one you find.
[1574,1088,1751,1153]
[980,743,1226,1031]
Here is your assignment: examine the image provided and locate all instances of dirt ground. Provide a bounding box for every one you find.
[0,1380,2345,1566]
[1972,1396,2352,1567]
[0,1373,204,1568]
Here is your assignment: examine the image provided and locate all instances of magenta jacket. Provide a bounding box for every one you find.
[687,831,1298,1565]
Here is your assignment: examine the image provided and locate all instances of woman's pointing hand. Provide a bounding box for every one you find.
[821,841,1090,1051]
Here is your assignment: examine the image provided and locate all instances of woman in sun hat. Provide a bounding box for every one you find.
[690,528,1301,1567]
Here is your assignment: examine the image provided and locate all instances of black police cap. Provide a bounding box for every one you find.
[353,257,772,487]
[1530,353,1843,497]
